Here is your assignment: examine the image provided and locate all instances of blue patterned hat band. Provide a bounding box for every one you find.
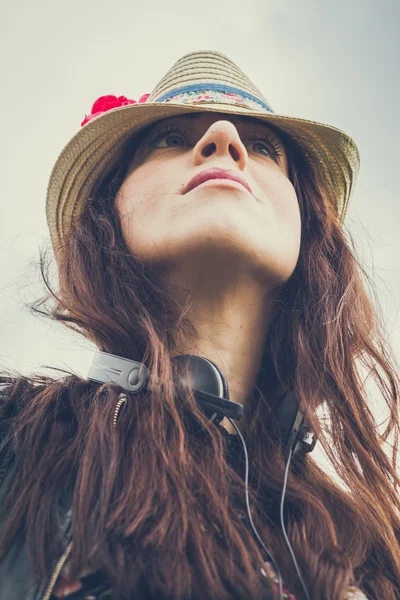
[153,84,273,113]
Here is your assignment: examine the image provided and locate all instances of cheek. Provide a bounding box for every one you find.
[115,172,163,232]
[115,175,145,247]
[116,167,149,213]
[276,178,300,225]
[115,165,171,250]
[256,168,300,223]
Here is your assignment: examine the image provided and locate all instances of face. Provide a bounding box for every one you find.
[115,112,301,289]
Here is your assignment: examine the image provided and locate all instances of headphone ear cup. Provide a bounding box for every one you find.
[273,391,304,458]
[172,354,230,400]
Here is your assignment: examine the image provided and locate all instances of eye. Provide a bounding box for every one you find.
[148,125,282,159]
[149,125,189,148]
[248,133,282,159]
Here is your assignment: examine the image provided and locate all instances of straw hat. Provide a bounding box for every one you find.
[46,49,360,254]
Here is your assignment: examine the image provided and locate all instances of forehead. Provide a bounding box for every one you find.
[151,111,280,133]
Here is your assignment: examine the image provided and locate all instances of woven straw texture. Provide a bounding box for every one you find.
[46,50,360,254]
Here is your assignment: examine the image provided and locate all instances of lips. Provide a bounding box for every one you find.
[184,168,253,196]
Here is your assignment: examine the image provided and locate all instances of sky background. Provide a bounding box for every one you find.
[1,0,399,474]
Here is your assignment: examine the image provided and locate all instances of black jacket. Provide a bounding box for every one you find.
[0,415,74,600]
[0,408,280,600]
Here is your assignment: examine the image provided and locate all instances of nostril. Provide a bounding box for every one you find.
[201,142,241,161]
[230,144,240,161]
[202,143,216,158]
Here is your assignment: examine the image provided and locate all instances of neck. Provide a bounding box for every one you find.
[164,264,278,434]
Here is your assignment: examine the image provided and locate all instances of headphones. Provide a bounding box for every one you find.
[88,350,317,600]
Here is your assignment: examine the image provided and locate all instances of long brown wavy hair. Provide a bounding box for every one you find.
[0,121,399,600]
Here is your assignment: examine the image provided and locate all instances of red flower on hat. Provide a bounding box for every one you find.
[81,94,150,126]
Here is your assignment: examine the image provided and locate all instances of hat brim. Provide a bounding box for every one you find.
[46,101,360,253]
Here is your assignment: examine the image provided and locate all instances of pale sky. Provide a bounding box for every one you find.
[1,0,399,473]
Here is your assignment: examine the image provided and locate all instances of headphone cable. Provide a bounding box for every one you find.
[280,445,311,600]
[228,419,284,600]
[228,418,311,600]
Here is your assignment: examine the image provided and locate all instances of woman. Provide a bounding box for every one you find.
[0,50,399,600]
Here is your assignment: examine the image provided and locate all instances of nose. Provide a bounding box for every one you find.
[191,120,248,170]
